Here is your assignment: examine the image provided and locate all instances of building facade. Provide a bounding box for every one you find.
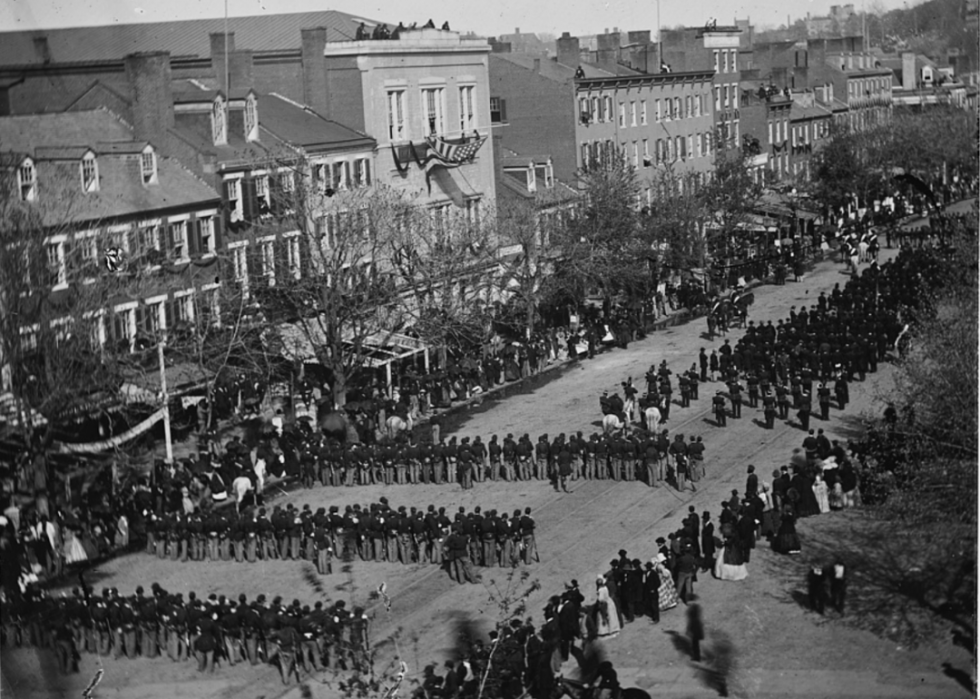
[575,71,716,199]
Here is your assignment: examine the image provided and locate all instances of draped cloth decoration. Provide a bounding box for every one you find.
[56,408,166,454]
[391,143,409,176]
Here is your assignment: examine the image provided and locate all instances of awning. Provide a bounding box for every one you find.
[120,362,209,403]
[271,321,427,369]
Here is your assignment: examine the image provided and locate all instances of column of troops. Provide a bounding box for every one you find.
[2,584,373,684]
[279,429,706,492]
[144,501,539,571]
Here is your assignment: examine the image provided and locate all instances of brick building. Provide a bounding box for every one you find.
[575,71,716,199]
[660,25,744,148]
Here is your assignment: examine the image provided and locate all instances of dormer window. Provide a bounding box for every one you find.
[212,95,227,146]
[245,93,258,142]
[140,147,157,185]
[18,158,36,201]
[80,152,99,193]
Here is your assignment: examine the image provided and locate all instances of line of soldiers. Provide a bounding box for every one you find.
[2,583,371,684]
[700,254,917,430]
[144,501,539,574]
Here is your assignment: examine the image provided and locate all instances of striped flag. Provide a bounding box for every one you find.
[424,132,487,169]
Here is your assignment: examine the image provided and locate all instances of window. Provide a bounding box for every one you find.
[655,99,661,121]
[230,242,248,291]
[491,96,505,123]
[387,89,406,141]
[590,96,599,122]
[353,158,372,187]
[112,305,137,352]
[167,220,187,261]
[696,133,703,158]
[285,234,302,280]
[140,150,157,185]
[768,121,774,144]
[465,198,481,226]
[421,86,445,136]
[459,85,476,131]
[144,297,166,337]
[618,102,626,127]
[280,169,295,193]
[731,83,739,109]
[655,138,663,164]
[46,239,66,288]
[200,285,221,327]
[20,325,39,353]
[676,135,685,159]
[331,161,350,191]
[715,86,721,112]
[174,291,195,324]
[723,85,730,109]
[640,100,647,125]
[245,93,258,141]
[722,50,729,74]
[255,175,270,213]
[226,178,242,221]
[137,224,161,263]
[642,139,650,165]
[198,216,215,255]
[18,159,36,201]
[631,141,639,167]
[260,237,276,287]
[685,96,692,118]
[731,50,738,73]
[212,97,227,145]
[674,97,681,119]
[713,50,720,73]
[581,142,590,168]
[630,101,637,126]
[80,153,98,192]
[75,231,99,276]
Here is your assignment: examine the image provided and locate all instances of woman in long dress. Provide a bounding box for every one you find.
[594,576,621,638]
[759,482,777,539]
[654,556,679,611]
[791,468,820,517]
[63,526,88,564]
[713,533,749,581]
[813,474,830,514]
[773,505,802,555]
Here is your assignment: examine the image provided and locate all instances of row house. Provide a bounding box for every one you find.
[575,71,716,200]
[788,94,833,181]
[0,107,221,395]
[739,87,793,183]
[660,25,745,148]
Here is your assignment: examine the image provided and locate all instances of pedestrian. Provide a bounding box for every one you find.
[807,564,827,615]
[830,560,847,615]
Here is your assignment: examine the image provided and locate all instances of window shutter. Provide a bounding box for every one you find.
[268,174,281,217]
[164,298,175,332]
[499,98,507,122]
[241,176,257,223]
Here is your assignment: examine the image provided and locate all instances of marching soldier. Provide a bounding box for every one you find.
[712,391,727,427]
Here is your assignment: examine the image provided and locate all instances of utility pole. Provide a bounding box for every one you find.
[224,0,230,95]
[158,339,173,463]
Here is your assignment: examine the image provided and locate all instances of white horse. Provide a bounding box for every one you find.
[386,414,414,441]
[644,405,662,433]
[602,413,626,435]
[232,476,253,512]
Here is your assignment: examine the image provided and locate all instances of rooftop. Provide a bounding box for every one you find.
[0,110,219,226]
[492,52,616,83]
[0,9,381,66]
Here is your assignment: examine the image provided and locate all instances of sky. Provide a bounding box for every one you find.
[1,0,919,37]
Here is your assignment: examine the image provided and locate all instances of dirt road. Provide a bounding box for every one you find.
[4,219,973,698]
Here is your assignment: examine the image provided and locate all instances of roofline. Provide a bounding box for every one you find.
[575,70,714,90]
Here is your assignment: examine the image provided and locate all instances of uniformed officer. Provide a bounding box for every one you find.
[712,391,727,426]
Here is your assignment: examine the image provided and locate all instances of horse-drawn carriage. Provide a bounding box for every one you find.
[705,289,754,339]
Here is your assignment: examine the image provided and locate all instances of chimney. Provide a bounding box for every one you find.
[301,27,328,116]
[597,31,621,65]
[557,32,580,69]
[124,52,175,152]
[210,32,236,93]
[901,51,916,90]
[32,36,51,64]
[627,30,651,45]
[227,50,254,91]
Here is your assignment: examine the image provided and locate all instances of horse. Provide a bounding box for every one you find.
[602,413,627,435]
[232,476,253,513]
[385,414,414,441]
[643,405,662,433]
